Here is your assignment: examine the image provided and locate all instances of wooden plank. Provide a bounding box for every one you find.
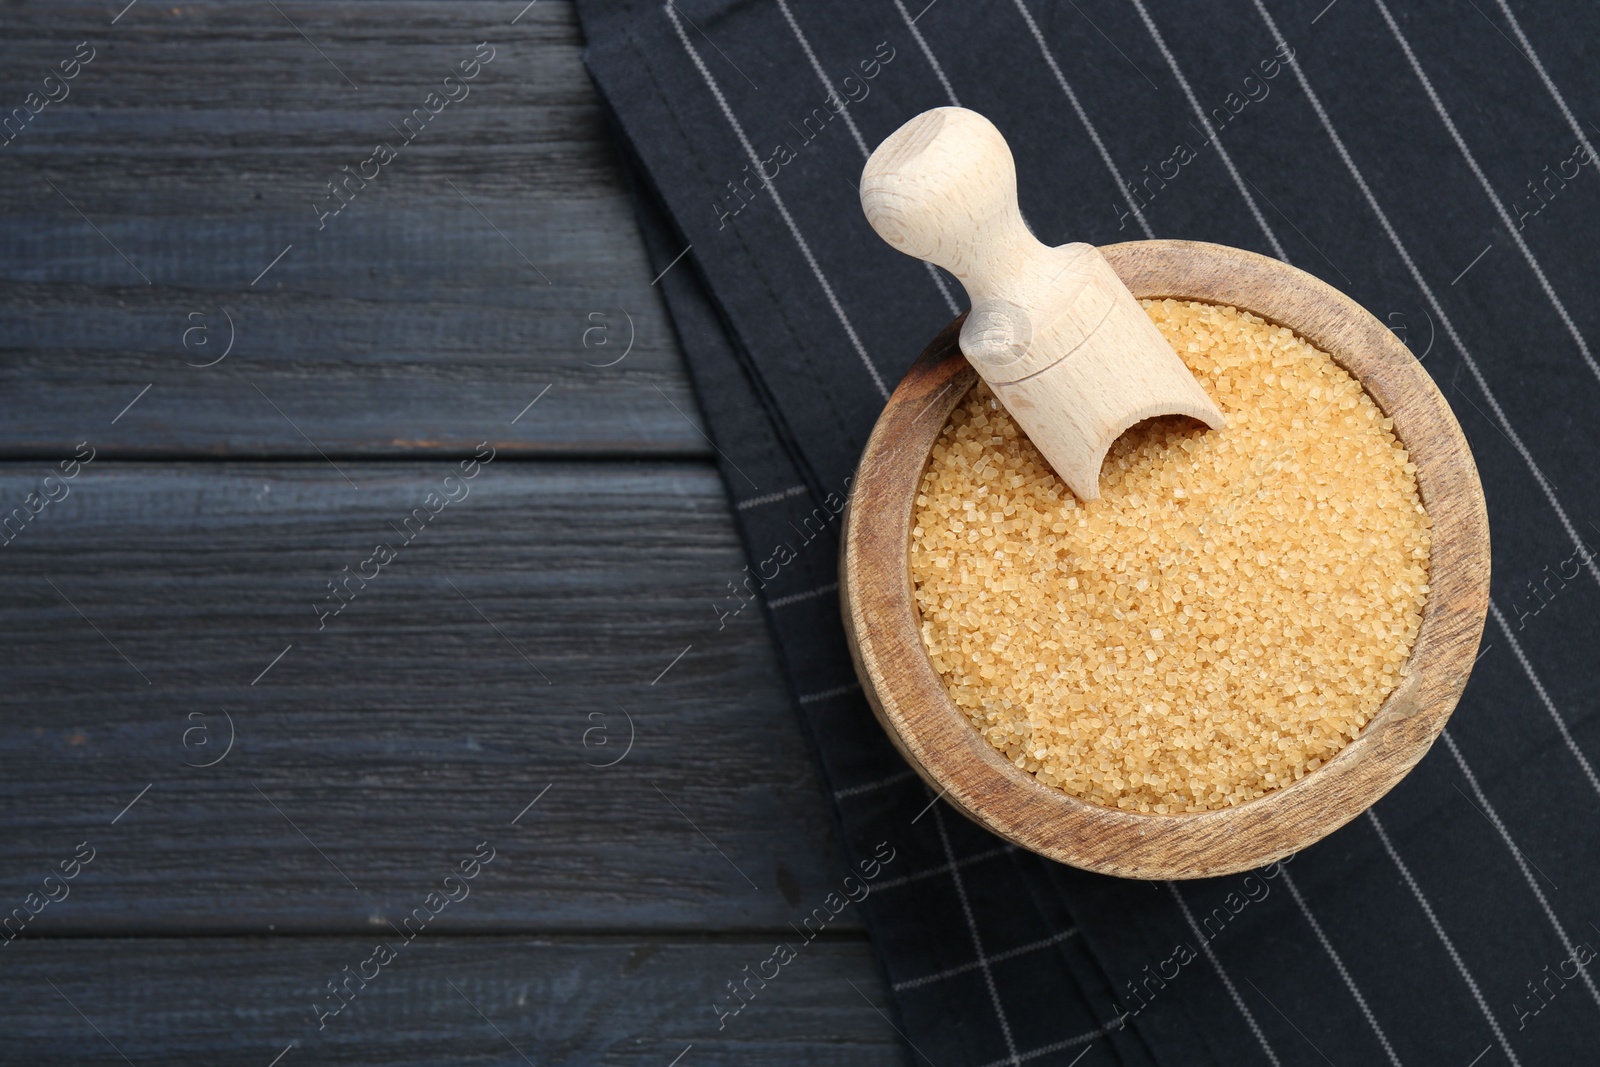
[0,460,864,933]
[0,1,706,458]
[1,935,900,1066]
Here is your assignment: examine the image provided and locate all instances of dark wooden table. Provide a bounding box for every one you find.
[0,4,900,1063]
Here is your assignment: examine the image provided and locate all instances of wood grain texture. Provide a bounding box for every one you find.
[0,461,862,933]
[1,935,896,1066]
[0,0,900,1054]
[841,240,1491,879]
[0,1,707,458]
[860,108,1223,500]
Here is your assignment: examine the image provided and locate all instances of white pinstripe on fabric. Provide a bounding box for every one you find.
[797,681,860,704]
[1009,0,1155,240]
[735,484,808,510]
[1278,869,1404,1066]
[867,844,1014,891]
[1372,0,1600,387]
[891,0,962,107]
[894,928,1080,991]
[933,803,1022,1065]
[1126,0,1288,260]
[1489,599,1600,798]
[775,0,868,155]
[974,1029,1102,1067]
[1440,729,1600,1009]
[1247,0,1600,591]
[1366,809,1521,1066]
[766,581,838,609]
[774,0,961,316]
[1490,0,1600,178]
[1167,881,1282,1067]
[664,2,890,399]
[832,768,917,800]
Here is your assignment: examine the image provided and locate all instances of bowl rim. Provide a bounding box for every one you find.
[839,239,1490,879]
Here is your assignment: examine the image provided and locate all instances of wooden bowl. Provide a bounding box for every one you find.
[840,240,1490,880]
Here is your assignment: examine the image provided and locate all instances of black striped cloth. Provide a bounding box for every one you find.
[573,1,1600,1063]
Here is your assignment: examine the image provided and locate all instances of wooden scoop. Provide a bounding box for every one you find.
[860,106,1225,501]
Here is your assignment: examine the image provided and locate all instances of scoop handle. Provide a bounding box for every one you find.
[859,107,1226,501]
[858,106,1038,292]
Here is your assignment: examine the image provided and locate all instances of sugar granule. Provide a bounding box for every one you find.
[909,299,1432,813]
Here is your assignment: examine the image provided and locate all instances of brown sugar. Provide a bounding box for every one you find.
[910,299,1432,813]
